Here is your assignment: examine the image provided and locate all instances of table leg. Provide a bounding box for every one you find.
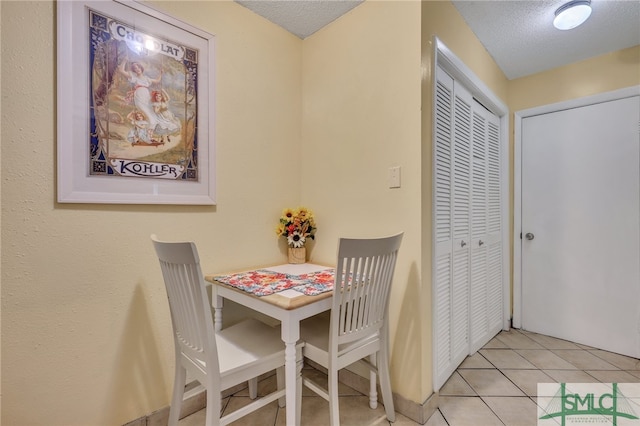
[282,321,301,426]
[213,294,223,332]
[284,341,299,425]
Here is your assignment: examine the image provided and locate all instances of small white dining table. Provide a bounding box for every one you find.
[205,263,334,426]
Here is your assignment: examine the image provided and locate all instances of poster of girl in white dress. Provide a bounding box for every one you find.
[89,9,198,181]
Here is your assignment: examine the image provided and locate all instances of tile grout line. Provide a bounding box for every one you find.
[460,346,530,425]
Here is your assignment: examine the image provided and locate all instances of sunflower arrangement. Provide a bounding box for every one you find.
[275,207,317,248]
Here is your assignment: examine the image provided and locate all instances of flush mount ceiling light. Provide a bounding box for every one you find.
[554,0,592,30]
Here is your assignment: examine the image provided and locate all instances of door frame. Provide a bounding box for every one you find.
[512,85,640,328]
[431,37,510,390]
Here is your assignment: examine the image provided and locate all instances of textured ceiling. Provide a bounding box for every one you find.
[235,0,363,39]
[452,0,640,79]
[235,0,640,80]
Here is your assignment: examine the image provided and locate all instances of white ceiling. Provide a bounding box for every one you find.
[235,0,364,39]
[452,0,640,79]
[234,0,640,80]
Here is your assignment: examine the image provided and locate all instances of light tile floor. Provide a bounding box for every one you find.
[179,329,640,425]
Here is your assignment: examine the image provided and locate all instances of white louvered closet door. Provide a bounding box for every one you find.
[434,67,471,389]
[433,66,503,390]
[433,69,469,387]
[484,111,503,344]
[450,81,473,365]
[468,103,503,354]
[469,104,489,352]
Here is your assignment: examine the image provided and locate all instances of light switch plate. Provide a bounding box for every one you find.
[388,166,401,188]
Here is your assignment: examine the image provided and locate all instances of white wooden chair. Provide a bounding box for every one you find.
[151,235,298,426]
[300,233,403,425]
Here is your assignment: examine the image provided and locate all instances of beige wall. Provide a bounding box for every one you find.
[509,45,640,111]
[301,0,424,402]
[3,0,637,424]
[1,1,302,424]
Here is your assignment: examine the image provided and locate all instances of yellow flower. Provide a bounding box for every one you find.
[281,208,295,223]
[275,223,285,236]
[297,206,309,219]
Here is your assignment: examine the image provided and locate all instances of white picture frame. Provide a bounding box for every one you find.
[57,0,216,204]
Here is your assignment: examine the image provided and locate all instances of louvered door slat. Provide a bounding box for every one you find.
[487,121,501,235]
[471,111,487,240]
[487,244,503,330]
[435,77,453,244]
[450,82,472,370]
[451,250,469,359]
[453,95,471,241]
[469,248,487,344]
[485,115,503,336]
[435,253,452,373]
[433,68,456,388]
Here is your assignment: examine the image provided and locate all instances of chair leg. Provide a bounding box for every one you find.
[168,364,187,426]
[248,378,258,400]
[296,345,303,424]
[369,353,378,409]
[204,381,221,426]
[328,368,340,426]
[378,349,396,422]
[276,366,285,408]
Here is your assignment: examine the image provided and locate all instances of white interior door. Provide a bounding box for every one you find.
[521,95,640,358]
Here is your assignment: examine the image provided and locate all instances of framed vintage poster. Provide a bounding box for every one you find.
[57,0,216,204]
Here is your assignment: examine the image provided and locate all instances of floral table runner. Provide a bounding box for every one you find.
[212,268,335,296]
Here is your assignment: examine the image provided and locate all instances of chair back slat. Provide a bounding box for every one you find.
[152,235,219,372]
[331,234,403,347]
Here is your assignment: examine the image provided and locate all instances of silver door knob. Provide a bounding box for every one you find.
[461,240,467,247]
[525,233,535,240]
